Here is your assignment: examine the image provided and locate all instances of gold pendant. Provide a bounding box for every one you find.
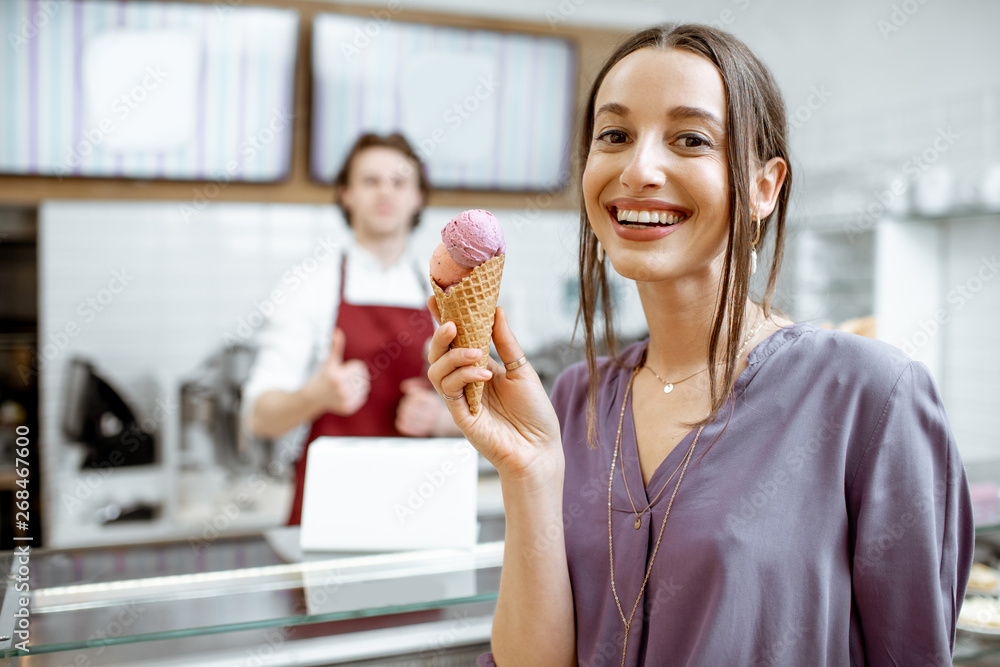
[663,383,673,393]
[634,516,641,529]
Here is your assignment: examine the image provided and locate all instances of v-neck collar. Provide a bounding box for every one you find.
[610,322,815,505]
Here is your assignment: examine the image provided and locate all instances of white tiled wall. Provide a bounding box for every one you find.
[38,199,647,546]
[940,216,1000,464]
[873,213,1000,466]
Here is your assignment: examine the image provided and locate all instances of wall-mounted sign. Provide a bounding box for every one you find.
[311,14,576,192]
[0,1,298,182]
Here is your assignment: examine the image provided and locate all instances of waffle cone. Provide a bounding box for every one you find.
[431,254,505,414]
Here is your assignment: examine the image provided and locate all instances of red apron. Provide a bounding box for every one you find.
[287,252,434,525]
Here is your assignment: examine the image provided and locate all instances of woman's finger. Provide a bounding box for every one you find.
[492,307,529,375]
[439,365,492,402]
[427,321,457,365]
[426,295,441,323]
[429,346,483,378]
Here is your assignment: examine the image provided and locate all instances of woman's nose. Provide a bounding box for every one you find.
[619,140,667,192]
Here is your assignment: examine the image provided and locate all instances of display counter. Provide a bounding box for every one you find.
[0,526,503,666]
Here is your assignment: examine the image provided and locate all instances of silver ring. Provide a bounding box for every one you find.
[504,355,528,371]
[442,392,463,401]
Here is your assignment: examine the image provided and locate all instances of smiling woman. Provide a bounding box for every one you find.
[578,32,791,448]
[425,23,974,667]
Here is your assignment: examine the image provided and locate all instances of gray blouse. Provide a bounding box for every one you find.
[479,322,973,666]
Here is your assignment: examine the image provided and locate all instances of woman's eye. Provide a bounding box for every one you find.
[596,129,628,144]
[679,134,711,148]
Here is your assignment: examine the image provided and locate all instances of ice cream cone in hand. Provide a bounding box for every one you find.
[429,210,506,414]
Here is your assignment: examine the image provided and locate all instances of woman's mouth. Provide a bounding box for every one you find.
[611,206,689,229]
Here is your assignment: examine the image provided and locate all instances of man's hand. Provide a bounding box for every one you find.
[396,377,443,436]
[307,328,371,416]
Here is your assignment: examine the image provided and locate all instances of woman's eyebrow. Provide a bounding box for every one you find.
[668,105,724,132]
[595,102,628,119]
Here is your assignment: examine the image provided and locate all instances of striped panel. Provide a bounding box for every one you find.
[311,14,576,192]
[0,0,298,182]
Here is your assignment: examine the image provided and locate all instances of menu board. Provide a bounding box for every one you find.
[0,0,298,181]
[311,14,576,191]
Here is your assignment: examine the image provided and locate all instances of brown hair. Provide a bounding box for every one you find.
[577,24,792,446]
[333,132,431,229]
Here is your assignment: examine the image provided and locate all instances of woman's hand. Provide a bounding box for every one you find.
[426,300,562,481]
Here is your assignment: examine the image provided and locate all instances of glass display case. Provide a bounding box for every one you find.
[0,528,502,666]
[957,522,1000,665]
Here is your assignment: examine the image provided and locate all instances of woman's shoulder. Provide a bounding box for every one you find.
[550,340,647,411]
[766,321,926,399]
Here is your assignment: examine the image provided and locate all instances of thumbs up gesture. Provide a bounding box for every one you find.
[312,328,371,416]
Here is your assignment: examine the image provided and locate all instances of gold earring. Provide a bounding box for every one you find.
[596,239,604,262]
[750,215,762,276]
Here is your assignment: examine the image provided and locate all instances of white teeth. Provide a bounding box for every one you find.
[614,208,685,225]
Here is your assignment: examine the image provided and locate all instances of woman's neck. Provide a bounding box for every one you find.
[637,275,752,377]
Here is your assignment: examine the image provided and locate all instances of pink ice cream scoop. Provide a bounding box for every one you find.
[442,209,506,269]
[430,243,473,290]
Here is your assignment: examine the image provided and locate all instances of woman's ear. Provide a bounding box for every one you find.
[752,157,788,218]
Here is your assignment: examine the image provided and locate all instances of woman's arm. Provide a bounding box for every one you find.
[848,361,974,666]
[427,305,576,665]
[491,459,576,666]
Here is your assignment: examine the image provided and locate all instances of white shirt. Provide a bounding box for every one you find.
[241,240,430,433]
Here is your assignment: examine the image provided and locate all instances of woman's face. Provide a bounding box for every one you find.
[582,47,730,284]
[340,146,423,238]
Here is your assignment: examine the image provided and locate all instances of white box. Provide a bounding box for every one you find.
[300,437,479,552]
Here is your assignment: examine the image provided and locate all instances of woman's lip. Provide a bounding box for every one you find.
[608,208,687,242]
[605,198,692,216]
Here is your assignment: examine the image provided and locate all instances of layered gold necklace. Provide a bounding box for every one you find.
[607,319,763,665]
[607,365,703,667]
